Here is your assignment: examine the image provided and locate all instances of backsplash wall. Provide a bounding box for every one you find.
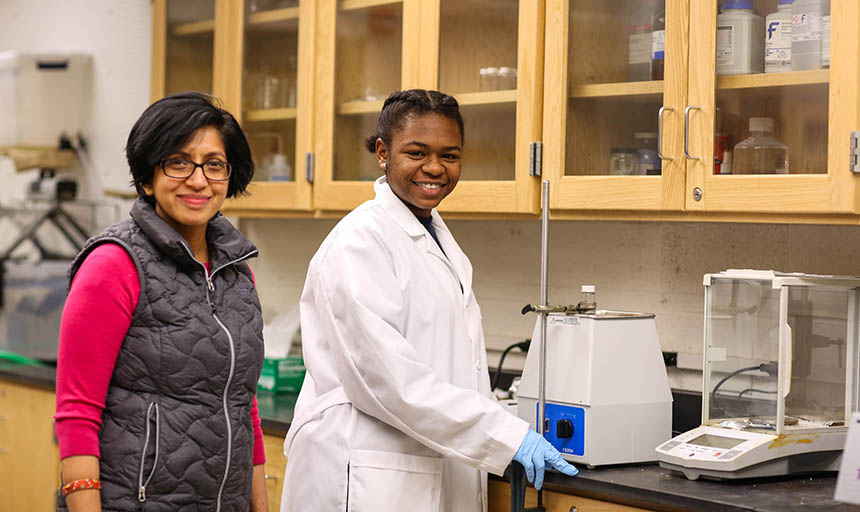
[242,217,860,391]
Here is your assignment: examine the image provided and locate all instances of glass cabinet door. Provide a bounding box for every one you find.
[222,0,314,213]
[432,0,543,214]
[686,0,860,215]
[152,0,216,101]
[543,0,688,212]
[313,0,406,210]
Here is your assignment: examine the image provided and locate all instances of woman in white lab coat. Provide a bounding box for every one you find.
[280,89,576,512]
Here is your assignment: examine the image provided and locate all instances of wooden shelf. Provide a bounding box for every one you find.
[340,0,402,11]
[717,69,829,90]
[455,89,517,106]
[171,19,214,36]
[337,99,385,115]
[569,80,664,99]
[245,108,298,122]
[247,7,299,25]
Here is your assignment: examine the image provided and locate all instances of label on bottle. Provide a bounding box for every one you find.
[716,25,734,66]
[629,31,651,64]
[792,13,822,42]
[651,29,665,60]
[765,19,792,71]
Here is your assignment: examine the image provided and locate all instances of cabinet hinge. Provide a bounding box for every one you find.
[305,152,315,183]
[529,141,543,177]
[851,132,860,173]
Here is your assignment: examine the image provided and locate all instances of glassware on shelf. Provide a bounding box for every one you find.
[732,117,789,174]
[256,61,288,109]
[479,67,499,91]
[497,67,517,90]
[610,148,640,175]
[634,132,660,175]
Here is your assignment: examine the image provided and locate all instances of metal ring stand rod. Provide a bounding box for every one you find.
[510,180,550,512]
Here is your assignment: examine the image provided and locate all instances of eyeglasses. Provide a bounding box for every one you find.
[159,158,232,181]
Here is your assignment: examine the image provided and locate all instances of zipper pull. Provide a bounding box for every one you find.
[207,276,215,292]
[139,486,146,502]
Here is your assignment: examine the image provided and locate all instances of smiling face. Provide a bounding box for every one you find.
[142,125,229,238]
[376,113,463,218]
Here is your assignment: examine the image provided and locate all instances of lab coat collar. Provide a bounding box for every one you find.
[373,177,473,301]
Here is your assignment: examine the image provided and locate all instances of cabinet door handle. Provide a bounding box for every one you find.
[265,473,278,481]
[684,106,702,161]
[657,106,674,161]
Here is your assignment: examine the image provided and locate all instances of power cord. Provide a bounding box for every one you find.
[710,361,778,403]
[492,339,531,391]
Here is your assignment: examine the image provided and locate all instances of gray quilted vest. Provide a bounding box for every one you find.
[58,198,264,512]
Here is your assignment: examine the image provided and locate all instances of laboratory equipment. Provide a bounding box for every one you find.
[732,117,788,174]
[518,308,672,466]
[716,1,765,76]
[656,270,860,480]
[765,0,794,73]
[0,52,92,147]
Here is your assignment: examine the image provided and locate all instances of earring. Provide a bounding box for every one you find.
[381,162,387,170]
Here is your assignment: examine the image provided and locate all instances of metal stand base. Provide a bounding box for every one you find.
[509,462,547,512]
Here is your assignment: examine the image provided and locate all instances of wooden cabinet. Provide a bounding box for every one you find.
[262,432,288,512]
[151,0,860,222]
[684,0,860,216]
[545,0,860,221]
[0,380,60,512]
[487,479,654,512]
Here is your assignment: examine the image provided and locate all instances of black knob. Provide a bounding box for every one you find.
[556,419,574,439]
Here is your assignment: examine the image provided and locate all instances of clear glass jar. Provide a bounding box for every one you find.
[479,67,499,91]
[610,148,640,175]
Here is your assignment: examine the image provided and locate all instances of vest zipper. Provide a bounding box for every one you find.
[178,242,258,512]
[138,402,160,502]
[213,313,236,512]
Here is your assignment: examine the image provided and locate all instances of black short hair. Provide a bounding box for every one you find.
[126,91,254,199]
[364,89,464,153]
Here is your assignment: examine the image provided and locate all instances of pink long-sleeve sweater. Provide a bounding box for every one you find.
[54,242,266,465]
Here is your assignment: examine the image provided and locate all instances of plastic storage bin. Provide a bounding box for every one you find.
[1,260,70,361]
[0,52,92,147]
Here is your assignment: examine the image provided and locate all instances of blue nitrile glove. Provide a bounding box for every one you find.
[512,429,579,490]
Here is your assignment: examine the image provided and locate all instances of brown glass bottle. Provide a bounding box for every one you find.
[651,8,666,80]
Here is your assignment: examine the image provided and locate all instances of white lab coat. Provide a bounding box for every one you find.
[280,177,528,512]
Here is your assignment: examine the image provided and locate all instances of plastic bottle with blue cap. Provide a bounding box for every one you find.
[716,0,765,76]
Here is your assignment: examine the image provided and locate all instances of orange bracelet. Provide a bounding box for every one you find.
[61,478,102,496]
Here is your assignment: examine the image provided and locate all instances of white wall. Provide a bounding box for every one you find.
[0,0,152,202]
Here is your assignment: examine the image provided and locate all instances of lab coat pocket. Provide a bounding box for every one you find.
[347,450,443,512]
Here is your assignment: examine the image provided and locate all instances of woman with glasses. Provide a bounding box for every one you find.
[55,92,268,511]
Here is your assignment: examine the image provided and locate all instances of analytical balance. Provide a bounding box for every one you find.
[656,270,860,480]
[517,308,673,467]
